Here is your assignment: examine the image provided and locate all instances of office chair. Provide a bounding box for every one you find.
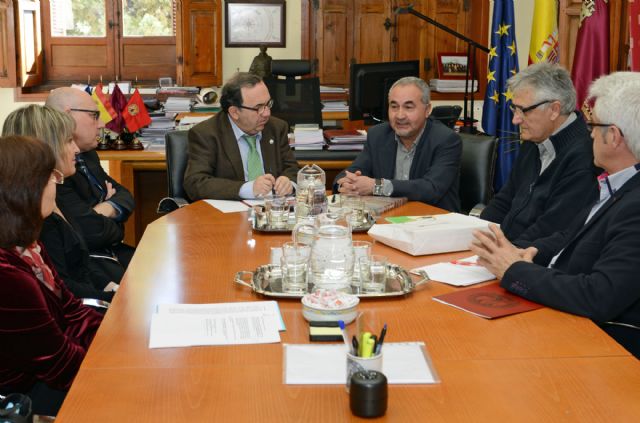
[264,60,323,130]
[431,105,463,128]
[157,130,190,213]
[458,132,498,215]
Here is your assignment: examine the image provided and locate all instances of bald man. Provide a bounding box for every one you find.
[46,87,135,267]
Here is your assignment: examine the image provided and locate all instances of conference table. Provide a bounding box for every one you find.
[56,202,640,422]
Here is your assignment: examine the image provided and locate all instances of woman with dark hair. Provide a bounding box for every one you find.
[2,105,124,301]
[0,135,103,416]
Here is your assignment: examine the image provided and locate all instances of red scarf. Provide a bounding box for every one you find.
[17,244,61,298]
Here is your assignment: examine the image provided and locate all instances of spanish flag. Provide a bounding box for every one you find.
[529,0,559,64]
[92,83,117,124]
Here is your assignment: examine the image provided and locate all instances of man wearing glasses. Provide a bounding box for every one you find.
[480,63,599,243]
[46,87,135,268]
[471,72,640,358]
[184,72,298,200]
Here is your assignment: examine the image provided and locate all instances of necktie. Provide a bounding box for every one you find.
[77,154,106,200]
[244,135,264,181]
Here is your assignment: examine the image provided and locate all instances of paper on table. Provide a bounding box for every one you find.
[156,301,286,331]
[204,199,250,213]
[242,199,265,207]
[283,342,439,384]
[149,311,280,349]
[411,255,495,286]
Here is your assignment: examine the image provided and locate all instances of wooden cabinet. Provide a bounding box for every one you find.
[0,0,17,87]
[303,0,490,97]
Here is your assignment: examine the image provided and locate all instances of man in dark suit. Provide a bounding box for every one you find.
[184,72,298,200]
[335,76,461,212]
[46,87,135,267]
[480,63,599,244]
[471,72,640,357]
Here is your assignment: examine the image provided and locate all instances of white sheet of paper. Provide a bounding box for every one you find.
[242,199,265,207]
[411,255,495,286]
[156,301,286,331]
[284,342,439,384]
[203,200,250,213]
[149,311,280,349]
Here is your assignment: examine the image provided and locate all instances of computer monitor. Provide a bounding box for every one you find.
[349,60,420,124]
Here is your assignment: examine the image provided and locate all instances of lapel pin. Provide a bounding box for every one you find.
[269,139,274,145]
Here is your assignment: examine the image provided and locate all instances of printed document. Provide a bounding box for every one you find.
[412,255,495,286]
[203,199,250,213]
[149,301,282,348]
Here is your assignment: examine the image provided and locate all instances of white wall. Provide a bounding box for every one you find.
[0,0,534,123]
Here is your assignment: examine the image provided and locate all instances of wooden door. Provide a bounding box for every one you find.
[352,0,393,64]
[313,0,353,86]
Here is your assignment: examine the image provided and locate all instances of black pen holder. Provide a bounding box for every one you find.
[349,370,388,418]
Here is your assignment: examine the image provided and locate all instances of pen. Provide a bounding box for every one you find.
[338,320,351,352]
[268,167,276,196]
[352,335,359,356]
[375,324,387,355]
[450,260,481,267]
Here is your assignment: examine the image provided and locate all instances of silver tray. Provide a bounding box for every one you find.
[251,212,376,233]
[234,263,429,298]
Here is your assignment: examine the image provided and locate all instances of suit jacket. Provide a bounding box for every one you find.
[502,172,640,357]
[40,213,119,302]
[56,150,134,252]
[334,118,461,212]
[184,112,299,200]
[0,243,103,392]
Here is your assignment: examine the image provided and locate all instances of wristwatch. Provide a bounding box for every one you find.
[373,178,384,196]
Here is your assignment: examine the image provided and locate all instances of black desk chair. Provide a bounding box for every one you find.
[459,132,498,216]
[264,60,323,130]
[431,105,462,128]
[157,130,190,213]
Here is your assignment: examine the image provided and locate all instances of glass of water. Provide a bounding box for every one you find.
[359,255,388,293]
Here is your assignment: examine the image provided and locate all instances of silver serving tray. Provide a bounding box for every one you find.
[234,263,429,298]
[251,211,376,233]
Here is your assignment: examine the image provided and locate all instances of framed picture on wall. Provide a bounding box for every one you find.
[437,52,470,80]
[225,0,286,48]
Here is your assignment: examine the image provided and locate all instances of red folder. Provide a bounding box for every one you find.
[432,282,543,319]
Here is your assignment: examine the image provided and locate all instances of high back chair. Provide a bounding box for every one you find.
[458,132,498,215]
[157,130,190,213]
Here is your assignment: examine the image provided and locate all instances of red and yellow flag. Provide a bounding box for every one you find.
[529,0,559,64]
[122,89,152,133]
[91,83,117,124]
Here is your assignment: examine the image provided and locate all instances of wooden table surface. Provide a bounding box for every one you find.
[56,202,640,422]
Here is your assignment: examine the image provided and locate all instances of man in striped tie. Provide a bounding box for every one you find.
[184,72,299,200]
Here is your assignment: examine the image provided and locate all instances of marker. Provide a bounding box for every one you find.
[338,320,351,352]
[359,332,371,357]
[375,324,387,355]
[361,338,375,358]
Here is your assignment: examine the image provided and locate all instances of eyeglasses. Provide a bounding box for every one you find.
[585,121,624,137]
[70,108,100,121]
[50,169,64,185]
[509,100,553,116]
[237,99,274,114]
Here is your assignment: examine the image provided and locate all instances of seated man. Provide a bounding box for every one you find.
[184,72,298,200]
[471,72,640,358]
[46,87,135,268]
[335,76,461,212]
[480,63,599,243]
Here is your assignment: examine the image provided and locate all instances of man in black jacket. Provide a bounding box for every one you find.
[480,63,599,243]
[471,72,640,358]
[46,87,135,268]
[335,76,461,212]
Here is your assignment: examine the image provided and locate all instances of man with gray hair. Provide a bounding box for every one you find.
[184,72,298,200]
[471,72,640,357]
[480,63,599,243]
[335,76,461,211]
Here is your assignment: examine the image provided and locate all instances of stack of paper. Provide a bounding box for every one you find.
[411,255,495,286]
[292,125,325,150]
[429,79,478,93]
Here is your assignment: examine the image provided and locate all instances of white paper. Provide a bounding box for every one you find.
[368,213,492,256]
[179,116,210,126]
[156,301,286,331]
[149,312,280,348]
[203,199,250,213]
[411,255,495,286]
[284,342,439,385]
[242,199,265,207]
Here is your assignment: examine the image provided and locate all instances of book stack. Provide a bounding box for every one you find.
[291,124,325,150]
[323,129,367,151]
[429,79,478,93]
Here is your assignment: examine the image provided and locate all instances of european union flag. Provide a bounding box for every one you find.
[482,0,520,192]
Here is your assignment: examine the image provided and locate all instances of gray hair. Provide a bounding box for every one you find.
[507,63,576,115]
[220,72,263,112]
[589,72,640,160]
[389,76,431,105]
